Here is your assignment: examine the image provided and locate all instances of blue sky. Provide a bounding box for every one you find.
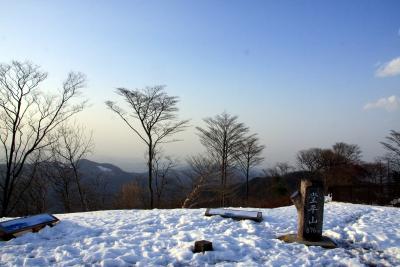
[1,0,399,171]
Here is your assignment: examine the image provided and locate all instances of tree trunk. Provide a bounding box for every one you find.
[220,157,225,207]
[1,94,24,217]
[246,165,250,203]
[2,157,14,217]
[72,163,88,211]
[148,144,154,209]
[62,182,71,213]
[222,166,225,207]
[1,192,9,217]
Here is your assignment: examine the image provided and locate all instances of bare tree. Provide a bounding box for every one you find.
[0,61,86,217]
[9,150,49,216]
[84,174,111,211]
[235,134,265,202]
[106,86,189,209]
[297,143,363,188]
[296,148,325,172]
[115,181,148,209]
[182,154,218,208]
[153,151,177,208]
[381,130,400,182]
[49,124,93,211]
[332,142,362,164]
[46,162,75,212]
[363,159,386,185]
[196,112,249,206]
[381,130,400,160]
[265,162,294,177]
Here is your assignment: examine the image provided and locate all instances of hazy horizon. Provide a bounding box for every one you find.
[1,1,399,172]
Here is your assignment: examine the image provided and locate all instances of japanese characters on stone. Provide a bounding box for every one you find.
[304,187,324,240]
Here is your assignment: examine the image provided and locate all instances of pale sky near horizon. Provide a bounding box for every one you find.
[1,0,399,171]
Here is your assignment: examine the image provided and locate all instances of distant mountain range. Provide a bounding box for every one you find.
[78,159,148,193]
[1,159,291,211]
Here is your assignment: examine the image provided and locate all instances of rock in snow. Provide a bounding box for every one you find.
[1,202,399,266]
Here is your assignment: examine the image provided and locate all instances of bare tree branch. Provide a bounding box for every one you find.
[106,85,189,209]
[0,60,86,216]
[196,112,249,206]
[49,123,93,212]
[235,133,265,202]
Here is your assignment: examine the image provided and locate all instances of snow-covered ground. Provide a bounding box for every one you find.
[1,202,399,266]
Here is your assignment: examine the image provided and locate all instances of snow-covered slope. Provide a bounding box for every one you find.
[1,203,399,266]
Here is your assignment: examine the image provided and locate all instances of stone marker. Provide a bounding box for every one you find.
[293,179,325,241]
[278,178,337,249]
[193,240,213,253]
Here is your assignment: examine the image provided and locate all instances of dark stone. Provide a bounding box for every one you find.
[193,240,213,253]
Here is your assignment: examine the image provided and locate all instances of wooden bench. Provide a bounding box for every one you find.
[0,213,59,241]
[205,208,263,222]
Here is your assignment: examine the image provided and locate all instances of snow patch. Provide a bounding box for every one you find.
[0,203,399,266]
[97,166,112,172]
[325,193,333,203]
